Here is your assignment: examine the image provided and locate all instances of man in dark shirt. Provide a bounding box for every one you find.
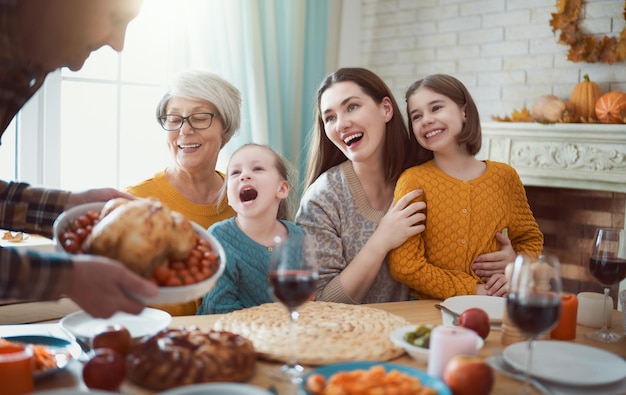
[0,0,157,318]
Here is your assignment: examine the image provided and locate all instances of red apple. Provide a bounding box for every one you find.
[82,348,126,391]
[91,324,132,356]
[443,355,494,395]
[457,307,490,340]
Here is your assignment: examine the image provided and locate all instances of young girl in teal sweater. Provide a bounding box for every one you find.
[197,144,303,314]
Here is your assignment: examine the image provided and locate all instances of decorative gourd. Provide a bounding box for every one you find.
[531,95,570,123]
[570,74,600,122]
[595,91,626,124]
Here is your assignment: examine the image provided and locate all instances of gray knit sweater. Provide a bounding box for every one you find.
[295,161,409,304]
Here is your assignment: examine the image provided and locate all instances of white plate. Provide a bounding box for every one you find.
[159,383,273,395]
[34,390,115,394]
[440,295,505,325]
[4,335,81,379]
[503,340,626,386]
[53,202,227,306]
[60,308,171,340]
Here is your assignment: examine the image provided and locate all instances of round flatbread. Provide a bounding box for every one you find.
[212,301,410,365]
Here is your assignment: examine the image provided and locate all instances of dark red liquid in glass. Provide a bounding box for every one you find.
[589,256,626,286]
[507,294,561,336]
[268,270,318,309]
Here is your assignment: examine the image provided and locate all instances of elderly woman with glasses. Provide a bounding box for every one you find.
[125,69,241,315]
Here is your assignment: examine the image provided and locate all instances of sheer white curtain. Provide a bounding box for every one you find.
[159,0,334,189]
[6,0,336,194]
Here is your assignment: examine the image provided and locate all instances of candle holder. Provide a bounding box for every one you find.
[427,326,481,378]
[0,342,34,395]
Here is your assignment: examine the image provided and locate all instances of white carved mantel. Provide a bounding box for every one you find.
[480,122,626,295]
[479,122,626,194]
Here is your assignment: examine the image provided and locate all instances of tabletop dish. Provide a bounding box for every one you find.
[503,340,626,386]
[440,295,505,326]
[159,383,273,395]
[389,324,484,363]
[60,308,171,340]
[53,201,227,306]
[3,335,81,379]
[0,230,55,252]
[299,361,451,395]
[213,302,409,365]
[33,390,116,395]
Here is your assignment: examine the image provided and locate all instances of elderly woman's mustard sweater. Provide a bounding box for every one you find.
[388,160,543,300]
[126,169,235,229]
[125,169,235,316]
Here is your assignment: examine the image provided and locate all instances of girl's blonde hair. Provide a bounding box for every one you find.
[222,143,293,221]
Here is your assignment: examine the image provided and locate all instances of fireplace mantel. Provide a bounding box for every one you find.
[479,122,626,193]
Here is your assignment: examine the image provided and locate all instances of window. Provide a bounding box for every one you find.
[8,0,189,191]
[0,119,16,181]
[5,0,333,191]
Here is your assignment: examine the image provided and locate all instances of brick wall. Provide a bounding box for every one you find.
[526,187,626,303]
[341,0,626,122]
[528,187,626,266]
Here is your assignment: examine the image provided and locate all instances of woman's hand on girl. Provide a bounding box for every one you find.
[375,189,426,252]
[473,231,515,282]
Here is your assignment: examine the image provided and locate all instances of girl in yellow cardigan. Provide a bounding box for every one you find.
[388,74,543,300]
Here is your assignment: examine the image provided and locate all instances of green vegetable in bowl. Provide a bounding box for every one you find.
[403,324,432,349]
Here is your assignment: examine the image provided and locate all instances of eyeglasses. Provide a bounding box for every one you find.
[158,112,219,131]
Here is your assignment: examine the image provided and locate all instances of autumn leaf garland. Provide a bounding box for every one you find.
[550,0,626,64]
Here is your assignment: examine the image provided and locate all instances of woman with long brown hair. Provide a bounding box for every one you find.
[296,67,431,303]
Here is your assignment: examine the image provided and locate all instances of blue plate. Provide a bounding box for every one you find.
[5,335,81,379]
[299,361,451,395]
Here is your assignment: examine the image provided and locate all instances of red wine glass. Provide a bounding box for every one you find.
[586,227,626,343]
[506,254,562,395]
[267,233,319,383]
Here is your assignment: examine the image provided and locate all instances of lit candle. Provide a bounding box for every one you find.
[550,293,578,340]
[577,292,613,329]
[427,326,479,378]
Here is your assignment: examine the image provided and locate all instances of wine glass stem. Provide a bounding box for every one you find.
[523,338,535,395]
[287,309,299,368]
[601,287,610,333]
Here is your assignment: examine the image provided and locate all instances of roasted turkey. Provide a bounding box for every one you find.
[84,198,196,277]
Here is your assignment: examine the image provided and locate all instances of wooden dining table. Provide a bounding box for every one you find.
[12,299,626,394]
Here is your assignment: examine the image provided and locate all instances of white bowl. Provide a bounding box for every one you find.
[390,324,484,363]
[53,202,226,306]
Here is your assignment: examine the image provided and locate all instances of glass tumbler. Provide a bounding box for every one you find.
[0,342,34,395]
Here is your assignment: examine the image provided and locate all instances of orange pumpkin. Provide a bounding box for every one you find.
[595,91,626,124]
[570,74,600,122]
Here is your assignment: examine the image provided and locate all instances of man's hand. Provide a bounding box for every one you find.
[66,255,158,318]
[66,188,135,210]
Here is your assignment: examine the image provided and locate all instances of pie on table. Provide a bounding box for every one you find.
[213,301,410,365]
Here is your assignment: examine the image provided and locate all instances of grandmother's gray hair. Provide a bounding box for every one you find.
[156,70,242,140]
